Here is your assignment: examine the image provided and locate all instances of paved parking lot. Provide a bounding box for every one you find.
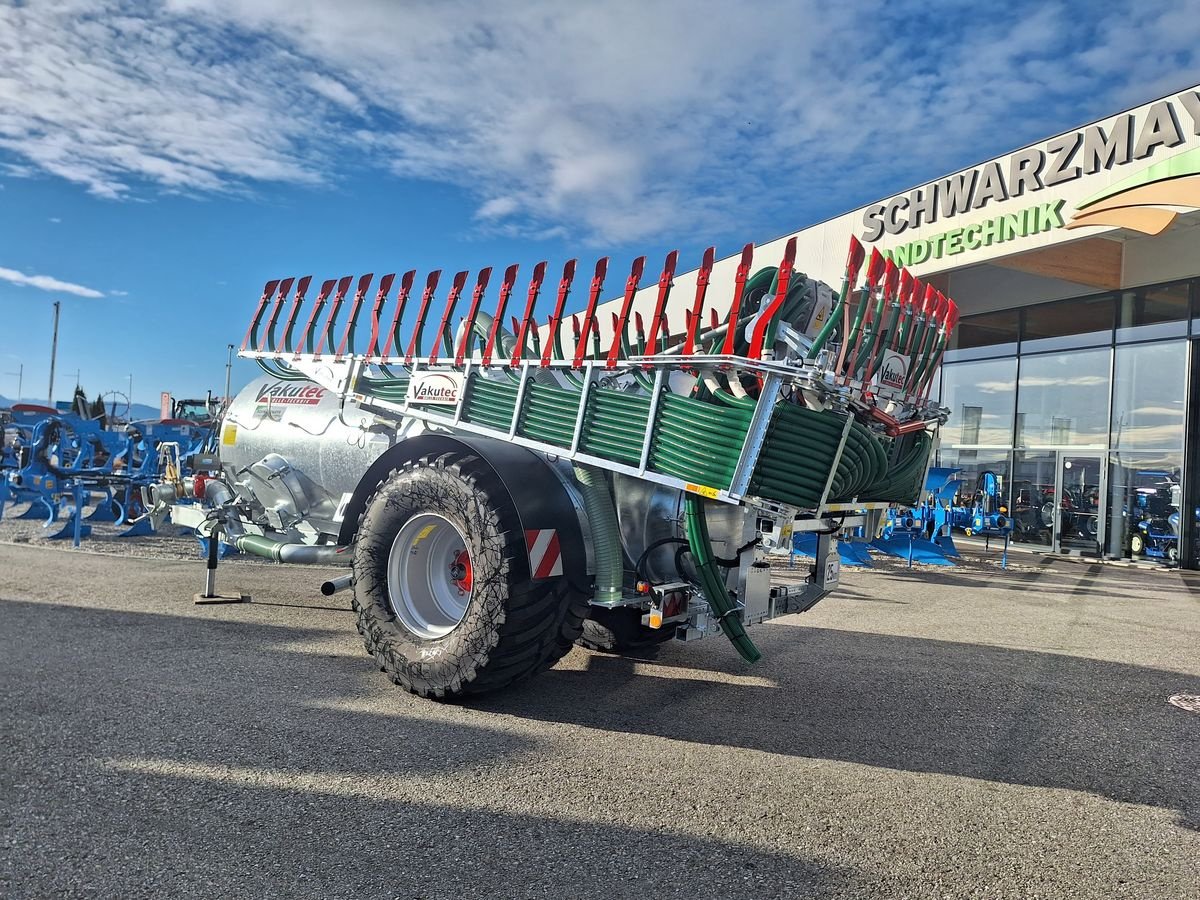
[1,542,1197,899]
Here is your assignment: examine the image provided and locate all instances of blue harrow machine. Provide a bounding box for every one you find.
[0,402,216,546]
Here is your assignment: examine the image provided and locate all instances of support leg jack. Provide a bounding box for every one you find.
[194,523,250,605]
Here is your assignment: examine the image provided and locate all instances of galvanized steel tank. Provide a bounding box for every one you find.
[219,375,410,518]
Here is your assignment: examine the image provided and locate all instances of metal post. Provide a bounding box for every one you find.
[4,363,20,401]
[224,344,234,406]
[47,301,60,405]
[194,521,250,604]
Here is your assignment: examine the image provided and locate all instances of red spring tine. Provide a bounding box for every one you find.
[480,264,519,366]
[454,267,493,366]
[605,256,647,368]
[571,314,582,345]
[862,259,901,382]
[683,246,716,357]
[314,276,353,359]
[634,311,645,346]
[296,278,336,359]
[657,310,672,354]
[336,273,375,359]
[364,273,396,359]
[572,257,610,369]
[405,270,443,365]
[882,258,900,305]
[840,250,885,384]
[263,277,295,353]
[427,271,469,365]
[918,293,951,395]
[381,270,416,360]
[946,298,960,336]
[845,235,866,288]
[893,269,914,351]
[748,236,797,359]
[901,277,926,355]
[836,241,874,375]
[541,259,577,367]
[506,260,544,367]
[642,250,679,361]
[709,308,719,331]
[242,279,281,351]
[864,262,902,386]
[280,276,312,354]
[506,264,544,369]
[720,243,755,356]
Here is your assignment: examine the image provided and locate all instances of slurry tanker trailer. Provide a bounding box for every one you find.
[153,237,958,699]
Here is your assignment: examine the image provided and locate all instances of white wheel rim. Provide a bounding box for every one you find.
[386,513,473,639]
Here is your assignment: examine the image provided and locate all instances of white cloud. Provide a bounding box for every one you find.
[0,265,106,298]
[48,216,61,223]
[1,1,1199,243]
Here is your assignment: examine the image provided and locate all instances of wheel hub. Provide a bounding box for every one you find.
[386,513,473,639]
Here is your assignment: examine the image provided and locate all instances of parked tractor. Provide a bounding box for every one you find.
[151,237,957,699]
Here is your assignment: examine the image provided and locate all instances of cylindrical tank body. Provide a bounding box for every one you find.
[219,375,416,534]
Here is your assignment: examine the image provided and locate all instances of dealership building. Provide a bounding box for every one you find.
[604,81,1200,567]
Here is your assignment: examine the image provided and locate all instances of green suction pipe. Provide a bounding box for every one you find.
[571,464,623,605]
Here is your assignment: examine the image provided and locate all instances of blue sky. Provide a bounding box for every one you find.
[2,0,1199,405]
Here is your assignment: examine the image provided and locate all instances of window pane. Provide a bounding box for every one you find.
[1107,453,1184,563]
[1016,348,1110,447]
[954,309,1019,350]
[940,357,1016,448]
[1117,283,1189,341]
[1011,450,1056,547]
[1021,295,1114,352]
[937,448,1010,516]
[1111,341,1186,452]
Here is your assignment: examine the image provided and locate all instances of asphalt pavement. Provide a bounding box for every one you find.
[1,543,1197,899]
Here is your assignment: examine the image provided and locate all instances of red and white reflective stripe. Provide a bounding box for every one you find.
[525,529,562,579]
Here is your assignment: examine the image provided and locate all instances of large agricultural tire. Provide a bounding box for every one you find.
[352,451,588,700]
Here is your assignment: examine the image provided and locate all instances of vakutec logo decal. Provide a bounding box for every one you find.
[255,382,327,406]
[878,353,909,390]
[410,374,461,404]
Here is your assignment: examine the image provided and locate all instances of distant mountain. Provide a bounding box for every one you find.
[0,395,162,421]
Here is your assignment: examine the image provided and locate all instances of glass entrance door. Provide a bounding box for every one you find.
[1055,453,1105,556]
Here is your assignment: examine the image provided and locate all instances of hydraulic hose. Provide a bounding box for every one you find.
[234,534,352,566]
[684,494,760,663]
[571,464,623,605]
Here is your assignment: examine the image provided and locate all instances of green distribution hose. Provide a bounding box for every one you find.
[684,494,761,663]
[345,262,937,509]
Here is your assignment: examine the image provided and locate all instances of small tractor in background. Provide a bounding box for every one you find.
[149,236,959,699]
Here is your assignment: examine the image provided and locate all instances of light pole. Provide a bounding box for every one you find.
[224,344,234,406]
[128,373,133,406]
[4,363,20,401]
[47,301,60,406]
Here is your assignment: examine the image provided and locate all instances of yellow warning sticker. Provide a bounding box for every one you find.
[221,423,237,446]
[685,483,720,499]
[413,523,437,544]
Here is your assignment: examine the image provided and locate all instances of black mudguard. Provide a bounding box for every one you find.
[336,433,589,587]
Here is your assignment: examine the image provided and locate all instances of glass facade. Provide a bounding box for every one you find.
[938,275,1196,566]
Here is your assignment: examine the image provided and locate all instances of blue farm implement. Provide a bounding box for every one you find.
[951,470,1013,567]
[0,407,214,546]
